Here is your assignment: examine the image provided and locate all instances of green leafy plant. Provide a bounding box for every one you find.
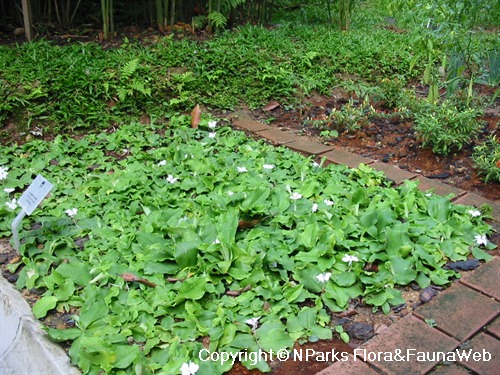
[334,325,350,343]
[413,100,483,155]
[472,136,500,182]
[328,99,375,133]
[425,319,437,327]
[0,116,495,374]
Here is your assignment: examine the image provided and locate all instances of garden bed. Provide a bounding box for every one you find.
[0,117,496,374]
[242,87,500,203]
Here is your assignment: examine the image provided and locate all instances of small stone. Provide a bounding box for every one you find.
[0,254,9,264]
[427,172,450,179]
[444,259,480,271]
[419,286,438,303]
[346,322,375,340]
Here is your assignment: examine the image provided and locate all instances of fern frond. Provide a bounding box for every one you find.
[121,59,139,80]
[208,11,227,30]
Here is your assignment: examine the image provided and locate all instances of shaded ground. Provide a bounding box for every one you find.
[244,89,500,202]
[1,25,499,375]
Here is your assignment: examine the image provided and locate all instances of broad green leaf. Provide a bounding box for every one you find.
[256,322,294,351]
[216,208,238,245]
[427,197,450,222]
[296,307,316,329]
[53,278,75,301]
[55,262,91,286]
[309,325,333,341]
[388,256,417,285]
[173,241,198,268]
[33,295,58,319]
[79,300,108,329]
[241,187,270,212]
[47,327,82,342]
[332,271,356,287]
[176,276,207,301]
[300,222,319,248]
[114,345,140,369]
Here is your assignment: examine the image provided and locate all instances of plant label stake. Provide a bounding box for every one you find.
[12,174,54,251]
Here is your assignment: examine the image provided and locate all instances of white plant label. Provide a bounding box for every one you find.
[12,175,53,251]
[18,174,54,215]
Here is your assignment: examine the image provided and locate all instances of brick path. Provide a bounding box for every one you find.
[233,114,500,375]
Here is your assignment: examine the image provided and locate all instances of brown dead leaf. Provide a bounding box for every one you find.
[121,273,139,282]
[237,219,261,229]
[263,100,280,111]
[120,273,157,287]
[191,104,201,128]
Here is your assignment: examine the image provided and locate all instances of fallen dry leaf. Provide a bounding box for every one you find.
[120,273,157,287]
[263,100,280,111]
[191,104,201,128]
[237,219,261,229]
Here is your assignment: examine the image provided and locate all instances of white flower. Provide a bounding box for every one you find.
[312,203,318,212]
[312,161,320,168]
[30,129,43,136]
[3,188,15,193]
[425,193,432,197]
[237,166,248,173]
[468,209,481,217]
[166,175,179,184]
[212,239,220,244]
[180,361,199,375]
[65,208,78,217]
[245,317,261,331]
[208,120,217,129]
[475,234,488,246]
[5,199,17,210]
[316,272,332,283]
[208,132,216,138]
[157,160,167,166]
[290,192,302,200]
[342,254,359,266]
[227,191,234,196]
[0,166,8,180]
[324,199,334,206]
[263,164,274,170]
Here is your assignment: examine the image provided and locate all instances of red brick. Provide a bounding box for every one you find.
[486,316,500,339]
[370,161,417,185]
[458,333,500,374]
[453,193,500,221]
[258,128,297,145]
[357,315,458,375]
[321,149,373,169]
[459,257,500,301]
[315,354,379,375]
[232,116,271,132]
[426,363,473,375]
[286,138,334,156]
[414,176,466,199]
[414,283,499,341]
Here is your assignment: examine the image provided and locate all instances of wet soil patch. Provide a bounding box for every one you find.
[241,90,500,202]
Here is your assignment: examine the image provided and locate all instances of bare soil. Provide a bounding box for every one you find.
[240,89,500,202]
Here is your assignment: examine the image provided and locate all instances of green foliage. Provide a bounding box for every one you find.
[413,100,483,155]
[472,136,500,182]
[0,117,495,374]
[208,11,228,30]
[327,99,375,133]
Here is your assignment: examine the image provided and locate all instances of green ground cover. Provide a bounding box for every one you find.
[0,117,495,374]
[0,1,499,373]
